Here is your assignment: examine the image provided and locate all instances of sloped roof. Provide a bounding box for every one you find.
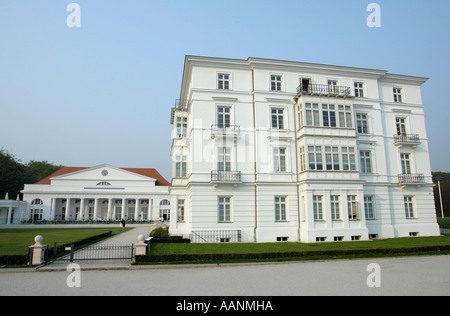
[36,166,171,186]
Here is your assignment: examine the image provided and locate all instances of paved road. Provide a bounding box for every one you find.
[1,255,449,296]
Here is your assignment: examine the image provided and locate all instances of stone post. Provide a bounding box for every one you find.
[29,235,47,266]
[135,234,147,256]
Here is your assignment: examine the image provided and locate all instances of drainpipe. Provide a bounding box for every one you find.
[251,66,258,243]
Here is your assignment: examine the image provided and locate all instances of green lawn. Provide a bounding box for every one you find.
[150,235,450,256]
[0,227,128,256]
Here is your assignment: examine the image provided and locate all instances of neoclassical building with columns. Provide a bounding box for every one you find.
[19,164,171,223]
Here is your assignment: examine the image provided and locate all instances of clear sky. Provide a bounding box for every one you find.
[0,0,449,181]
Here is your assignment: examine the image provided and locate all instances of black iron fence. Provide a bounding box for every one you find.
[191,230,242,243]
[48,243,134,262]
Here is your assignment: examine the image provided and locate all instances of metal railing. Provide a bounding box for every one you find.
[191,230,242,243]
[211,124,240,137]
[49,244,135,262]
[297,83,352,97]
[211,170,242,183]
[175,99,191,110]
[394,134,420,144]
[398,173,425,184]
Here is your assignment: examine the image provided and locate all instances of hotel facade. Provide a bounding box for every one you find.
[169,56,440,243]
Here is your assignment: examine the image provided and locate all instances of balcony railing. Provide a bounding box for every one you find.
[296,83,352,98]
[211,124,240,138]
[398,173,425,185]
[175,99,191,110]
[394,134,421,145]
[211,170,242,183]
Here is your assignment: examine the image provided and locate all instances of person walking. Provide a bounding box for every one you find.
[120,219,126,232]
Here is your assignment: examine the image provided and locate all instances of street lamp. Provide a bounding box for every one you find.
[433,175,445,218]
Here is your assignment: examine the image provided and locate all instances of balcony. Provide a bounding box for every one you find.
[211,170,242,184]
[393,134,421,147]
[296,83,352,98]
[398,173,425,186]
[211,124,240,139]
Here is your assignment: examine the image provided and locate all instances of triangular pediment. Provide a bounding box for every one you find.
[51,164,157,183]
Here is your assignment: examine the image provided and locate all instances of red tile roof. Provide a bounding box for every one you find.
[36,166,171,186]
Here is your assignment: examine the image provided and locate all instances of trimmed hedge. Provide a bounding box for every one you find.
[135,245,450,263]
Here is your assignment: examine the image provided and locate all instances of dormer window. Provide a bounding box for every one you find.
[97,182,111,186]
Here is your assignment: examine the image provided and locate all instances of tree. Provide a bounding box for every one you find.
[0,149,62,200]
[0,149,27,200]
[432,172,450,218]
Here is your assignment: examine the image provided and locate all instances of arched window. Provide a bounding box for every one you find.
[31,199,43,205]
[159,200,170,221]
[97,182,111,186]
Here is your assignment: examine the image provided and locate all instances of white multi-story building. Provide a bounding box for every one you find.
[169,55,440,243]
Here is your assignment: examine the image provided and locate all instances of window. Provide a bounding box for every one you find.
[404,196,415,219]
[305,103,320,126]
[271,108,284,129]
[218,197,231,222]
[175,156,187,178]
[176,116,187,138]
[348,195,359,220]
[364,196,375,219]
[316,237,326,242]
[217,107,231,128]
[328,80,338,94]
[177,200,185,222]
[356,113,369,134]
[338,105,353,128]
[30,209,43,221]
[275,197,287,221]
[342,147,356,171]
[330,195,340,220]
[273,148,287,172]
[313,195,323,220]
[325,146,340,171]
[400,153,411,174]
[299,147,306,172]
[360,151,372,174]
[271,75,282,91]
[308,146,323,170]
[354,82,364,98]
[159,200,170,221]
[393,88,403,103]
[277,237,288,242]
[218,73,230,90]
[396,117,407,135]
[218,147,231,171]
[334,236,344,241]
[322,104,337,127]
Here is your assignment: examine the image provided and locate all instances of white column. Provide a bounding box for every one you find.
[66,198,71,221]
[50,198,57,221]
[107,198,113,220]
[7,207,13,225]
[79,198,85,221]
[121,198,126,219]
[93,198,99,221]
[135,199,140,221]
